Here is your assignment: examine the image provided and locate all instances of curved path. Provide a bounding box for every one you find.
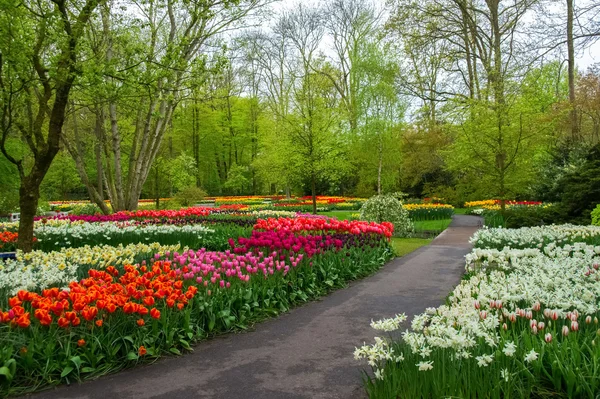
[29,215,482,399]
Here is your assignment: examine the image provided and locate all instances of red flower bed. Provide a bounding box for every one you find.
[254,217,394,238]
[1,263,196,329]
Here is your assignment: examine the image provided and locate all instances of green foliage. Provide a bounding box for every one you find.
[591,205,600,226]
[482,206,563,228]
[223,164,250,194]
[359,194,414,237]
[41,152,82,201]
[173,187,207,208]
[547,144,600,224]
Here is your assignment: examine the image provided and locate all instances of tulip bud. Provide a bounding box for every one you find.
[526,310,533,320]
[571,321,579,332]
[502,323,508,330]
[531,325,538,335]
[530,319,537,329]
[489,300,495,309]
[474,300,480,310]
[495,300,503,309]
[532,302,541,312]
[537,321,545,330]
[509,313,517,323]
[562,325,569,336]
[544,333,552,343]
[479,311,487,320]
[586,316,592,324]
[551,311,559,321]
[543,308,551,318]
[595,317,599,325]
[571,313,578,322]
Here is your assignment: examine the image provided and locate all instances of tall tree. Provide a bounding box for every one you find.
[0,0,103,251]
[64,0,269,212]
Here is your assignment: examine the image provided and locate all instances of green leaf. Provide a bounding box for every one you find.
[61,366,74,378]
[127,352,138,361]
[70,356,82,370]
[0,366,13,380]
[81,367,96,373]
[169,347,182,355]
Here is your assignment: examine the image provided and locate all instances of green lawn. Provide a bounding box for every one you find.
[413,218,452,233]
[453,208,469,215]
[391,237,432,257]
[318,210,357,220]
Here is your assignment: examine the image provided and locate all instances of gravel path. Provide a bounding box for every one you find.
[29,215,481,399]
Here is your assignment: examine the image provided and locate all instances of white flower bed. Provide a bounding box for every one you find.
[34,222,213,245]
[0,242,180,295]
[356,224,600,378]
[471,224,600,250]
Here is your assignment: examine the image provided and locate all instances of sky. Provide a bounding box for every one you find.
[268,0,599,70]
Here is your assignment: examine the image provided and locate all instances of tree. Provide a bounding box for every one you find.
[64,0,269,212]
[0,0,103,251]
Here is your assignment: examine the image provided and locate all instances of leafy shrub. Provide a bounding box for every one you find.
[592,205,600,226]
[360,194,414,237]
[173,186,207,208]
[541,143,600,224]
[483,205,564,228]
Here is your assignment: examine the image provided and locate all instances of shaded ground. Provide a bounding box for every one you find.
[28,215,481,399]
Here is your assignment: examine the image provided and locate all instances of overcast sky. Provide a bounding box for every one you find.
[268,0,599,70]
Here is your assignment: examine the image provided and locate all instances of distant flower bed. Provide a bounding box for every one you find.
[464,199,543,209]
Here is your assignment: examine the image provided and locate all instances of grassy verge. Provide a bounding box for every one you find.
[413,219,452,234]
[390,237,431,257]
[318,210,357,220]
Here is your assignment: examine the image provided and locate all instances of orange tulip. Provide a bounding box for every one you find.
[143,296,155,306]
[58,317,70,328]
[138,346,147,356]
[16,313,30,328]
[95,319,104,327]
[77,339,86,347]
[137,319,145,327]
[150,308,161,319]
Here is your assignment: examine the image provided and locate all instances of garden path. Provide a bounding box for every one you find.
[29,215,482,399]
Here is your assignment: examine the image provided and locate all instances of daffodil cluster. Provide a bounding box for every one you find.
[0,242,180,295]
[357,224,600,395]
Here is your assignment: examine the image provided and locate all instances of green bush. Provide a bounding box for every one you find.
[360,194,414,237]
[483,205,565,228]
[173,186,207,208]
[592,205,600,226]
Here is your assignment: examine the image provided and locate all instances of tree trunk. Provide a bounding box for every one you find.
[567,0,579,140]
[377,131,383,195]
[311,172,317,215]
[17,179,40,252]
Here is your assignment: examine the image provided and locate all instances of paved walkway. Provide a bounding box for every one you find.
[30,215,481,399]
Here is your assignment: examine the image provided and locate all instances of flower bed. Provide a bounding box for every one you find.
[0,243,180,296]
[356,224,600,398]
[0,218,393,396]
[0,232,19,253]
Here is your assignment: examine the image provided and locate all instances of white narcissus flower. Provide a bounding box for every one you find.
[502,342,516,357]
[416,361,433,371]
[524,349,538,363]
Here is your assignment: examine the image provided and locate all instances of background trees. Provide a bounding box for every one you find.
[0,0,104,250]
[1,0,600,239]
